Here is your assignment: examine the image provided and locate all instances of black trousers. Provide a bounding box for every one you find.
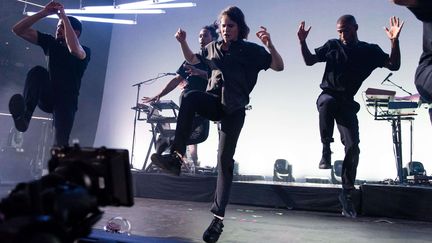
[172,90,245,217]
[23,66,76,146]
[317,92,360,191]
[415,22,432,125]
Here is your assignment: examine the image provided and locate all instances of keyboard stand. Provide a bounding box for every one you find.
[141,100,179,172]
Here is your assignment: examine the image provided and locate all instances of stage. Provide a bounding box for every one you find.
[131,171,432,222]
[86,197,432,243]
[1,170,432,242]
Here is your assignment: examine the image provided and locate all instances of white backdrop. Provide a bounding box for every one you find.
[94,0,431,181]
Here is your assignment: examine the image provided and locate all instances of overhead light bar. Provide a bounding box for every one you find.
[115,0,176,9]
[25,11,137,25]
[17,0,43,8]
[83,2,196,10]
[64,9,165,14]
[18,0,195,25]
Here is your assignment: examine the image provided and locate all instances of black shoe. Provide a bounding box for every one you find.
[203,217,224,243]
[338,193,357,218]
[319,152,332,169]
[9,94,29,132]
[151,153,182,176]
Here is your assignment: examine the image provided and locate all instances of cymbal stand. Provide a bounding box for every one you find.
[130,73,171,168]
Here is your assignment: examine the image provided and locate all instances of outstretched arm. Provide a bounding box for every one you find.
[12,1,59,44]
[391,0,432,7]
[384,16,404,71]
[297,21,318,66]
[142,75,184,103]
[183,64,208,79]
[175,28,199,65]
[256,26,284,71]
[57,4,86,60]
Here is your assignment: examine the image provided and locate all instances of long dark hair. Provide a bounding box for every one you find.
[218,6,249,40]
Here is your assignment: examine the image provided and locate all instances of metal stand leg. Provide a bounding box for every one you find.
[391,117,405,184]
[142,123,157,171]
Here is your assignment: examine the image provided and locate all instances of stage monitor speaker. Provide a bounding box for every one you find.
[0,113,53,184]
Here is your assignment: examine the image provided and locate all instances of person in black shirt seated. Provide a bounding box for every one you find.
[9,1,90,146]
[297,14,403,218]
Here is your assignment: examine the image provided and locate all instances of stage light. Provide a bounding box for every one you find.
[113,0,176,9]
[25,12,137,25]
[83,2,196,10]
[64,9,165,14]
[330,160,343,184]
[405,161,426,176]
[17,0,195,25]
[273,159,294,182]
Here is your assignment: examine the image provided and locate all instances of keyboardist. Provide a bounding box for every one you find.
[142,24,218,167]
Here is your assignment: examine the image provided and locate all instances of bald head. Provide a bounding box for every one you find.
[337,15,357,26]
[336,14,358,45]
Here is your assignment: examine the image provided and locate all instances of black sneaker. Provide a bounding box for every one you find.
[8,94,29,132]
[203,217,224,243]
[319,152,332,169]
[150,153,182,176]
[338,193,357,218]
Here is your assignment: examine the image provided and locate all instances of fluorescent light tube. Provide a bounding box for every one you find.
[64,9,165,14]
[84,2,196,10]
[25,12,137,25]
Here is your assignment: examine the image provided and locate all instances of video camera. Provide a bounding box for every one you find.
[0,145,134,243]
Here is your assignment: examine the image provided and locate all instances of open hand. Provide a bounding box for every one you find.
[142,96,160,103]
[384,16,404,40]
[256,26,272,47]
[297,21,311,42]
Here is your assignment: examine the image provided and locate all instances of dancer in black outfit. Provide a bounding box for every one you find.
[392,0,432,124]
[297,15,403,217]
[151,6,283,242]
[9,1,90,146]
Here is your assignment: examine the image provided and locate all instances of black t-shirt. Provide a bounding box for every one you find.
[199,40,272,113]
[176,61,208,92]
[37,31,91,105]
[315,39,388,97]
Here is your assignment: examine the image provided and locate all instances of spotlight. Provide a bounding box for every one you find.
[330,160,343,184]
[404,161,426,176]
[273,159,294,182]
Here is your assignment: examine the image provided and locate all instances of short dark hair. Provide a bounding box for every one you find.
[337,15,357,26]
[68,16,82,34]
[218,6,249,40]
[202,22,219,40]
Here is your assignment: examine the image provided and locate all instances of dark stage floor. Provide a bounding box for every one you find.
[2,181,432,242]
[89,197,432,243]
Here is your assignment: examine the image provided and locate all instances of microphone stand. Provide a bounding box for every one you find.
[382,77,415,184]
[130,73,171,168]
[383,78,413,96]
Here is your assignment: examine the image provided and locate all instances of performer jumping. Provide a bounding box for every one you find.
[151,6,283,242]
[392,0,432,124]
[9,1,90,146]
[297,15,403,217]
